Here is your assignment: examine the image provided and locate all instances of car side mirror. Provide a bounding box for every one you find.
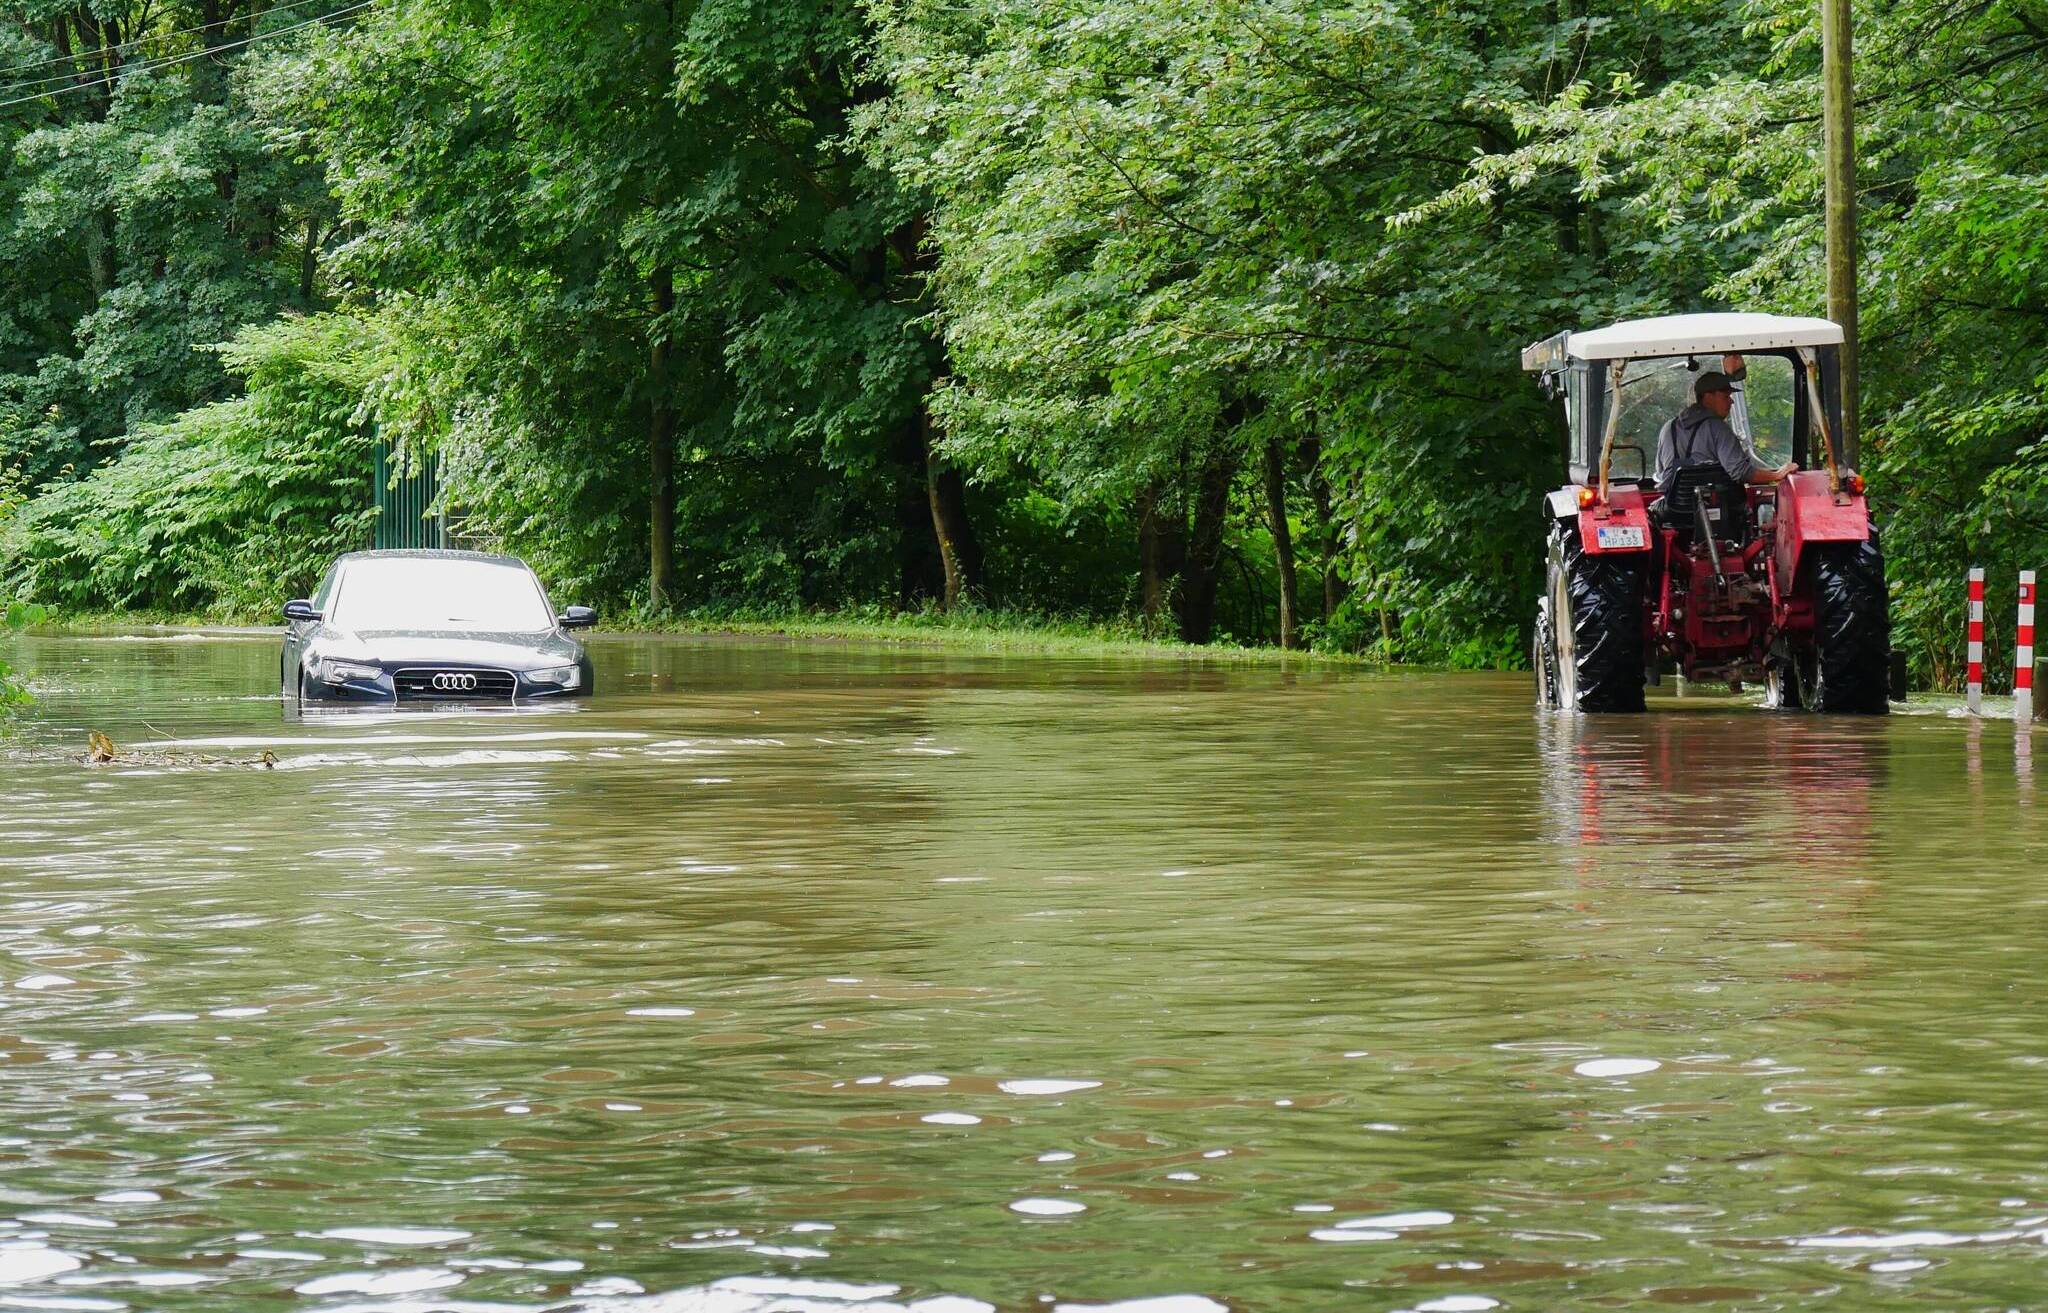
[284,599,322,623]
[559,605,597,630]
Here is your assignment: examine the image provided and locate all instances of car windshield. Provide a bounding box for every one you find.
[330,558,553,632]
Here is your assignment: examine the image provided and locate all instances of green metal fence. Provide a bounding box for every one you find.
[372,435,445,550]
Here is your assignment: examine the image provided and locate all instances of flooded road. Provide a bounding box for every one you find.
[1,630,2045,1311]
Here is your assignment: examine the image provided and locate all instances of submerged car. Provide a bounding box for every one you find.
[282,550,596,705]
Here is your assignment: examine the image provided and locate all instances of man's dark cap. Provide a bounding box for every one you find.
[1694,371,1741,401]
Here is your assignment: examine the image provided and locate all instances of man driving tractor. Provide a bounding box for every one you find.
[1653,353,1798,493]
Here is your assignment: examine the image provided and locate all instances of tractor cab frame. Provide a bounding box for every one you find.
[1523,313,1892,714]
[1523,314,1848,492]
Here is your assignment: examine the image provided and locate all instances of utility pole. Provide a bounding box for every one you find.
[1822,0,1858,465]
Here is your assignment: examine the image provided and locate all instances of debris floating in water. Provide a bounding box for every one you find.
[82,730,276,769]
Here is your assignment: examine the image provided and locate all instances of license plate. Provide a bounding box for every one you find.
[1596,525,1646,549]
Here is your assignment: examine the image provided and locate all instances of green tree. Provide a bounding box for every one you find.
[872,0,1749,656]
[0,595,41,708]
[0,312,379,615]
[0,463,40,705]
[290,0,975,613]
[0,0,349,487]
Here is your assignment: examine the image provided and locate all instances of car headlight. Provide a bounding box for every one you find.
[527,665,581,689]
[319,659,384,685]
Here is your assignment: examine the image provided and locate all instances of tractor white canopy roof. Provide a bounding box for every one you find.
[1565,312,1843,361]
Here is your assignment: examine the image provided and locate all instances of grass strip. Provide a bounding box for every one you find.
[21,605,1379,667]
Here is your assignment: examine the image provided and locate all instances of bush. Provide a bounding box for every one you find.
[0,315,381,618]
[1870,387,2048,691]
[0,598,41,709]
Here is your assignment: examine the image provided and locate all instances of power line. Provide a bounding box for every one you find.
[0,0,339,85]
[0,1,372,112]
[0,1,368,98]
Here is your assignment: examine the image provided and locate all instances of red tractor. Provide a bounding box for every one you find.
[1525,313,1892,714]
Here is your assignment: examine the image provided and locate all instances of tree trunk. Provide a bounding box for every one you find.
[647,266,677,611]
[1136,479,1184,633]
[1555,196,1580,257]
[1306,444,1349,622]
[892,418,943,605]
[919,403,981,608]
[298,219,323,305]
[84,211,116,297]
[67,13,119,299]
[1177,447,1236,644]
[1262,437,1298,650]
[880,216,979,608]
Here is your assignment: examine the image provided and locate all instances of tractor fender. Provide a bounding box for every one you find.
[1773,470,1872,585]
[1555,484,1653,555]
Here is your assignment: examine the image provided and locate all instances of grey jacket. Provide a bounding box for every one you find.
[1655,404,1756,492]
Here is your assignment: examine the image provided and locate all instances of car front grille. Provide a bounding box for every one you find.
[393,668,518,701]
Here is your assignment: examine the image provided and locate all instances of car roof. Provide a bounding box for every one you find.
[336,549,531,569]
[1522,313,1845,370]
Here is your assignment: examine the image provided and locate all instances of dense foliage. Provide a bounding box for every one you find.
[0,598,34,707]
[0,314,377,614]
[869,0,1747,659]
[0,0,2039,681]
[0,441,36,707]
[0,0,342,487]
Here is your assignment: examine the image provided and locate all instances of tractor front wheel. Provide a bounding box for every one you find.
[1547,524,1646,713]
[1805,533,1891,715]
[1534,598,1561,709]
[1763,645,1805,711]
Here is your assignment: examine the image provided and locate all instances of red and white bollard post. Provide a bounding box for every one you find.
[1968,567,1985,715]
[2017,570,2036,726]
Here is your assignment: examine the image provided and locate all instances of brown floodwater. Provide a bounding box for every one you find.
[0,629,2044,1312]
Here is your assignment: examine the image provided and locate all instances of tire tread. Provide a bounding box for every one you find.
[1811,535,1890,715]
[1561,529,1646,713]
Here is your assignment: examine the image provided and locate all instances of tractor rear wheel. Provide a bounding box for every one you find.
[1547,524,1646,713]
[1806,533,1891,715]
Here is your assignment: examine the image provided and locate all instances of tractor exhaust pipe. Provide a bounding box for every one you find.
[1695,498,1727,591]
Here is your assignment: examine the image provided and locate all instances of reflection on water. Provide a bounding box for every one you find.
[0,631,2045,1310]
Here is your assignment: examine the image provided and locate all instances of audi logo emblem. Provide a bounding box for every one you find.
[432,673,479,692]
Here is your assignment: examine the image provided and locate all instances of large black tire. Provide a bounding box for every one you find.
[1808,533,1890,714]
[1548,524,1646,713]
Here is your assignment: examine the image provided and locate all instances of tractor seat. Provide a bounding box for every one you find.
[1658,464,1747,547]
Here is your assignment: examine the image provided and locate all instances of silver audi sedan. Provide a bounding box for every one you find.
[280,550,596,705]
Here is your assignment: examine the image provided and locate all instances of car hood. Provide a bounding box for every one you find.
[316,628,583,671]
